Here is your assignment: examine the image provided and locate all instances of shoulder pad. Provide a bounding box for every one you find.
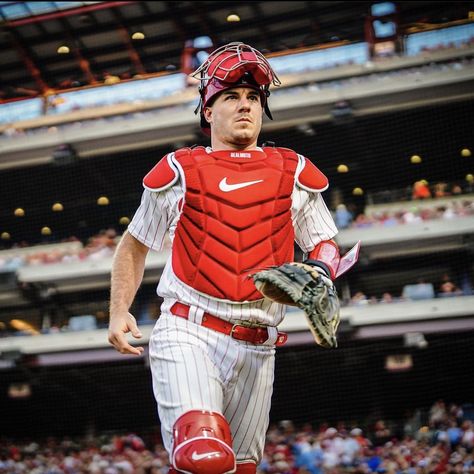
[143,153,179,192]
[264,146,299,164]
[174,147,198,159]
[296,155,329,192]
[273,146,298,158]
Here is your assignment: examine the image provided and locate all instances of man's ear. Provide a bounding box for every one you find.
[203,106,212,125]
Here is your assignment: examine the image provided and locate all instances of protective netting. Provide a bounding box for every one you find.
[1,68,473,453]
[1,332,473,438]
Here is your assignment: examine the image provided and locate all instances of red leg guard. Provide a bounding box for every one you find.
[172,410,236,474]
[168,463,254,474]
[236,461,257,473]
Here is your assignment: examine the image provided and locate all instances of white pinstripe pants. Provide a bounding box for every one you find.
[148,310,276,464]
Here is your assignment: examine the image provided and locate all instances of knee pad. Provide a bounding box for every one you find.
[172,410,236,474]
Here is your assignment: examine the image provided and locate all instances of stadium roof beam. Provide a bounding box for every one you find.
[189,2,217,43]
[301,1,323,46]
[2,2,366,52]
[111,8,146,76]
[22,2,49,37]
[250,3,271,47]
[5,27,49,94]
[4,1,137,27]
[58,17,98,86]
[0,1,469,94]
[164,1,189,43]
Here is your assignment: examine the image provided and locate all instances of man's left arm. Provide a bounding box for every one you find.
[293,186,361,280]
[292,187,340,280]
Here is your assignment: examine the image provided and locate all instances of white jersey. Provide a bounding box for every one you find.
[128,150,338,327]
[130,148,338,466]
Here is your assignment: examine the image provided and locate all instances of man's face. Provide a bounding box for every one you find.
[204,87,263,148]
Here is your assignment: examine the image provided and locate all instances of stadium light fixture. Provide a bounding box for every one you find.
[385,354,413,372]
[97,196,110,206]
[226,13,240,22]
[8,382,31,399]
[57,45,70,54]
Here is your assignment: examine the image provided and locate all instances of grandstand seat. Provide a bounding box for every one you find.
[68,315,97,331]
[402,283,435,301]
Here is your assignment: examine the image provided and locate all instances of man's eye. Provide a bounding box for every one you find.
[249,95,259,101]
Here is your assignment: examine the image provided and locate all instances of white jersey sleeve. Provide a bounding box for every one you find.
[291,186,338,253]
[128,186,183,252]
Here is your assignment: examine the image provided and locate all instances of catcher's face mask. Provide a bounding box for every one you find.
[191,42,281,136]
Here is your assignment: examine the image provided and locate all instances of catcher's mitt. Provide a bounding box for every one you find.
[253,262,340,348]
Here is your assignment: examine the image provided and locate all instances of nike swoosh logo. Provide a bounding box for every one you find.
[191,451,221,461]
[219,177,263,192]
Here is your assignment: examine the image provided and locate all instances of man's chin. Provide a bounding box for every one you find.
[232,129,256,144]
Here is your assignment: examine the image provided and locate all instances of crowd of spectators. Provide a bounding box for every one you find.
[367,181,474,207]
[1,193,472,273]
[0,229,119,272]
[1,268,469,337]
[349,273,472,307]
[2,55,473,142]
[334,197,474,231]
[260,405,474,473]
[0,401,473,473]
[0,433,169,474]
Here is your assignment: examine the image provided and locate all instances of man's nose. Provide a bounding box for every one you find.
[238,97,251,110]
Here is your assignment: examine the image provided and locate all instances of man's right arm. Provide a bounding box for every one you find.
[108,231,150,355]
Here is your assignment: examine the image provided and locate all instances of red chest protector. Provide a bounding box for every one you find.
[143,146,329,302]
[175,146,298,302]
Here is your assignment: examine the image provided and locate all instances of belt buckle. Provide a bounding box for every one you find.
[230,323,251,343]
[230,323,240,338]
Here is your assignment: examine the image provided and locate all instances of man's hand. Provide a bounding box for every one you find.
[253,262,340,348]
[108,312,144,356]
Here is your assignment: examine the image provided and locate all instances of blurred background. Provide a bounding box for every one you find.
[0,1,474,473]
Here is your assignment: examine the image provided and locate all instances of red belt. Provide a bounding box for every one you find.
[170,302,287,346]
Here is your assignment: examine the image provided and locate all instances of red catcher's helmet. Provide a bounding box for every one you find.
[191,42,281,135]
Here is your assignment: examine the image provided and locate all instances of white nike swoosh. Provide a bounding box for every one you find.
[219,177,263,192]
[191,451,221,461]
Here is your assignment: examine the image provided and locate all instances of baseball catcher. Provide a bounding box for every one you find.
[110,40,360,474]
[253,241,360,348]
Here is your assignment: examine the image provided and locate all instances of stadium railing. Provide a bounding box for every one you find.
[0,295,473,360]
